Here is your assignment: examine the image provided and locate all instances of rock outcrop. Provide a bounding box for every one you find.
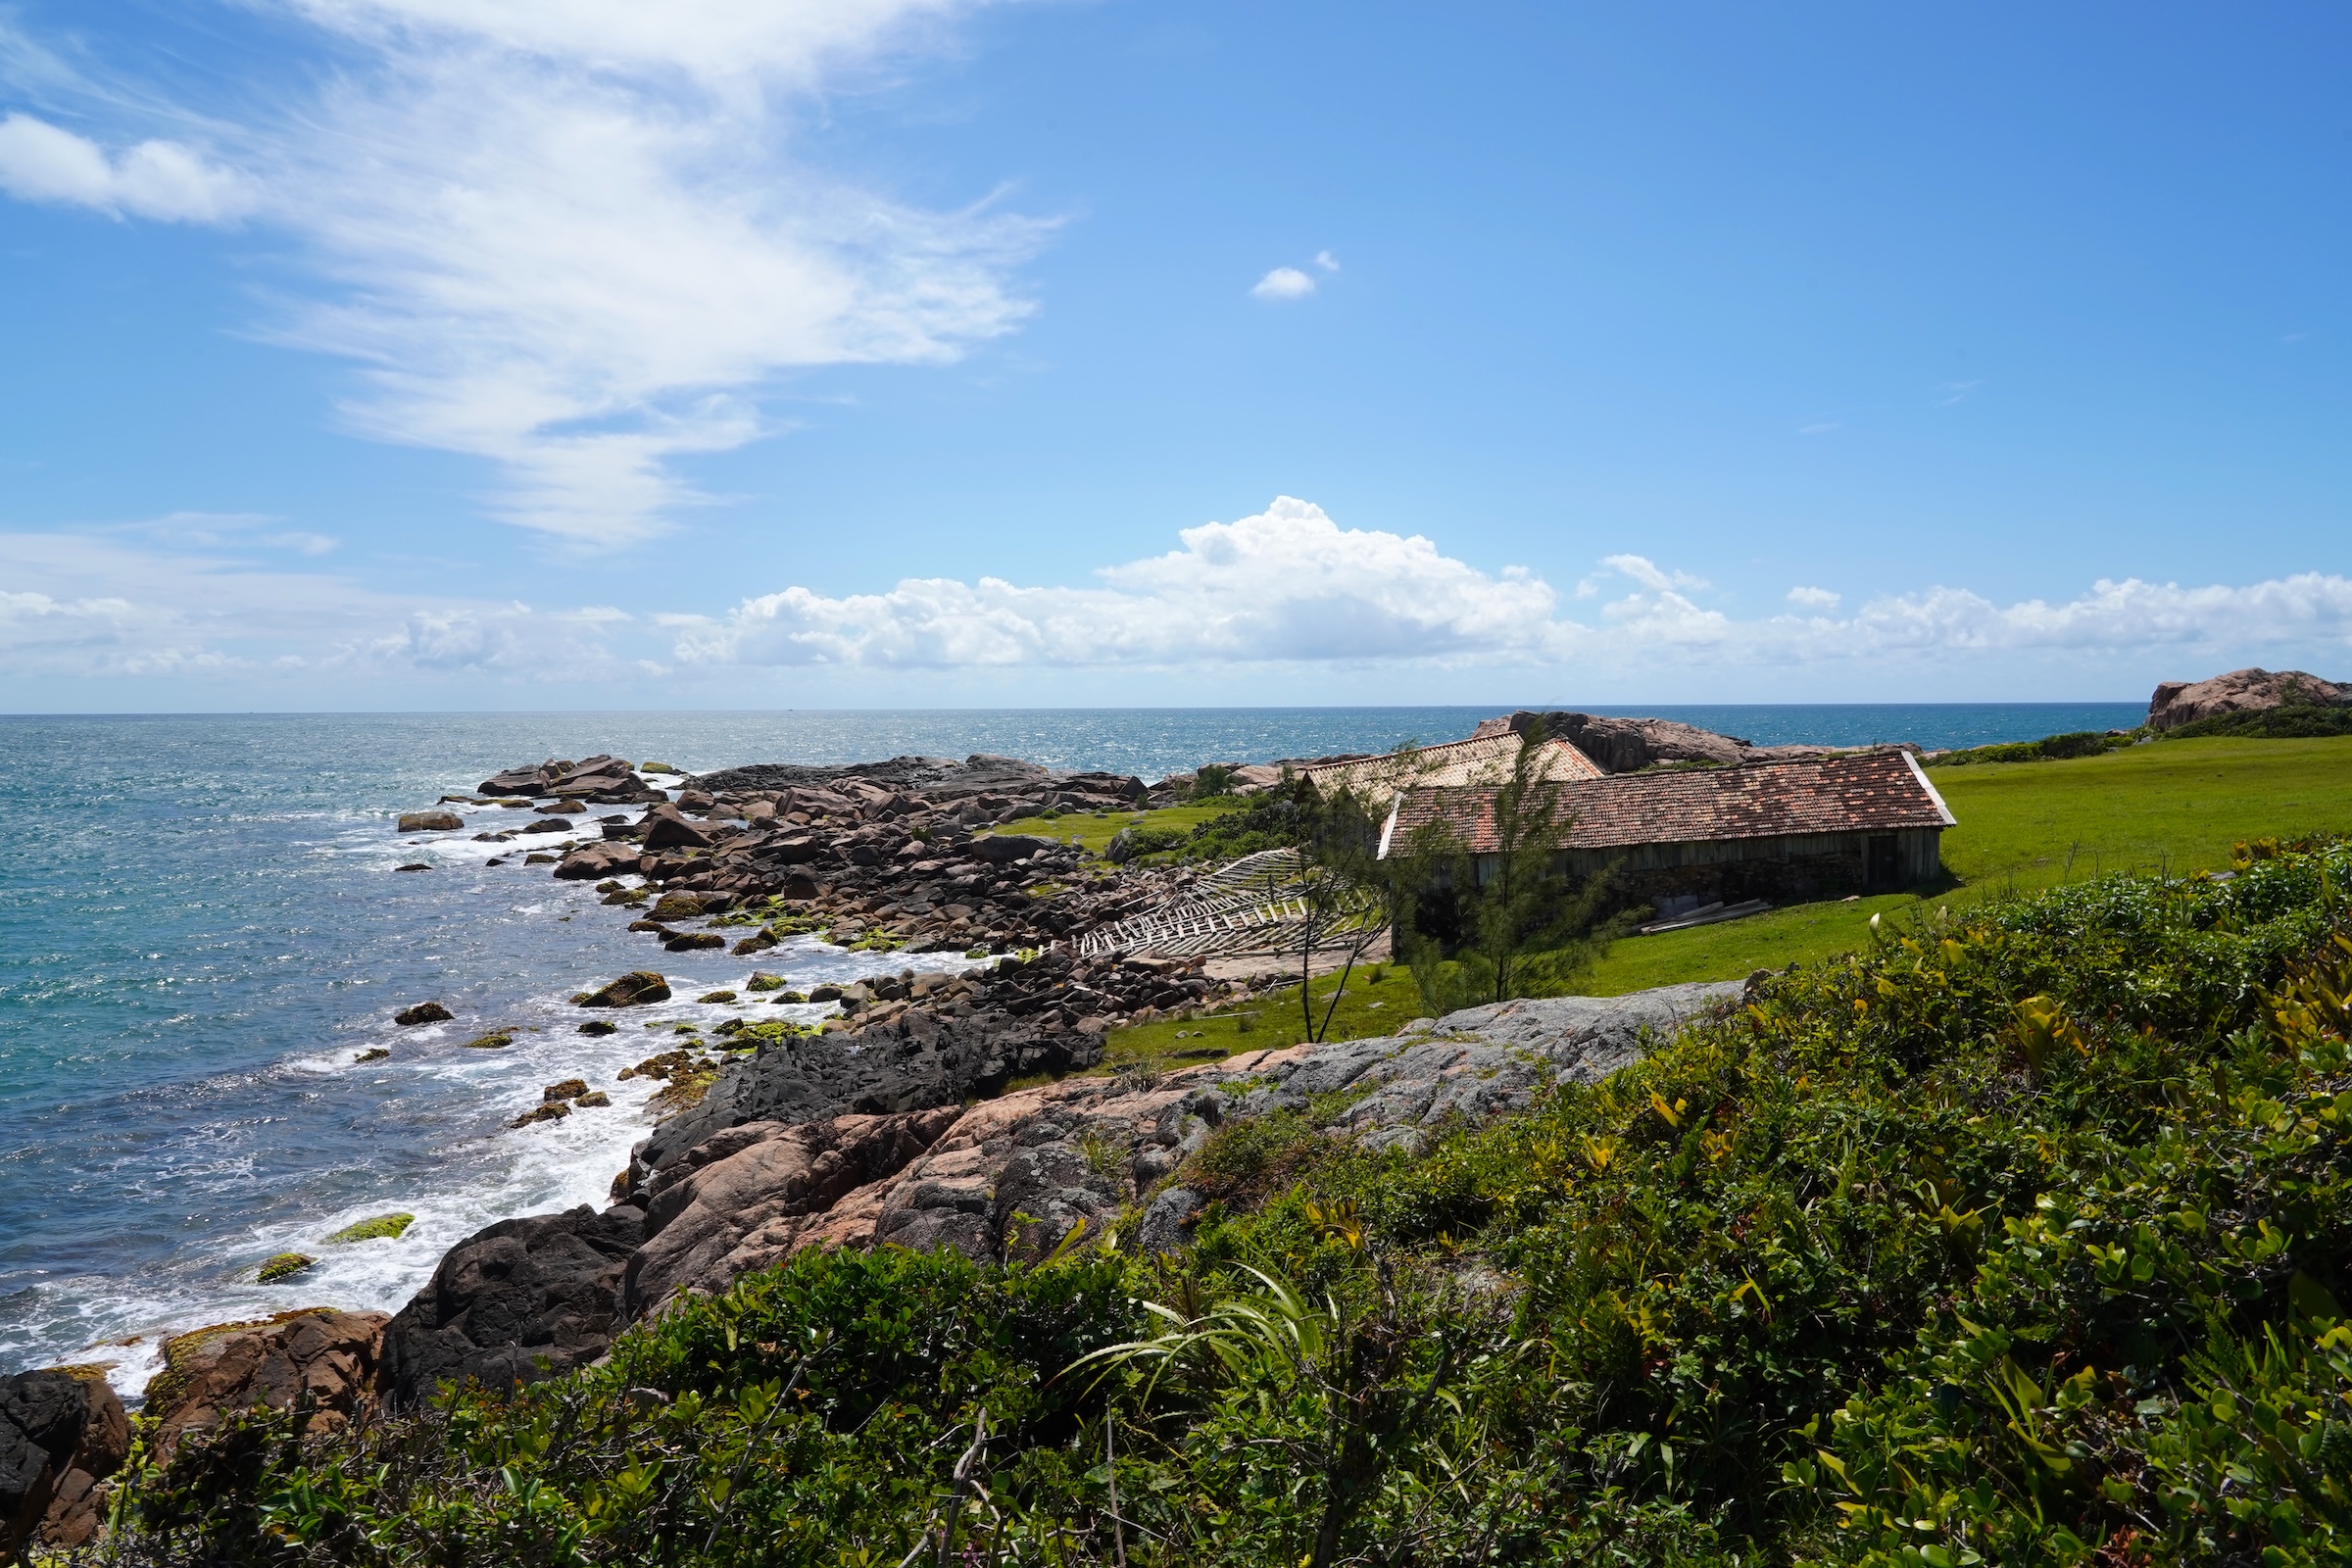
[624,981,1740,1304]
[478,755,664,804]
[379,1205,643,1405]
[2,1368,128,1556]
[637,1004,1104,1171]
[689,754,1145,816]
[142,1308,386,1457]
[397,810,464,833]
[2146,667,2352,732]
[623,1108,963,1315]
[1478,711,1841,773]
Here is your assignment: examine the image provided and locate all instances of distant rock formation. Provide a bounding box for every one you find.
[1473,710,1845,773]
[2146,668,2351,732]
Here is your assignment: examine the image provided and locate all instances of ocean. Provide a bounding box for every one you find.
[0,704,2142,1391]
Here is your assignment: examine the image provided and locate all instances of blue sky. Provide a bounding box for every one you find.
[0,1,2345,710]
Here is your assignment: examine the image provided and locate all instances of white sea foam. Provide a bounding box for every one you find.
[43,920,982,1401]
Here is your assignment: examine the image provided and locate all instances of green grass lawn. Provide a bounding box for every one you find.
[1577,735,2352,993]
[1085,736,2352,1042]
[1098,961,1426,1076]
[986,798,1245,858]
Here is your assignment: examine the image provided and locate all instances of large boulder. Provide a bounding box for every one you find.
[2147,667,2351,732]
[640,804,714,852]
[577,970,670,1007]
[555,843,639,881]
[380,1204,644,1404]
[2,1369,128,1556]
[142,1308,386,1458]
[971,833,1055,865]
[397,810,465,833]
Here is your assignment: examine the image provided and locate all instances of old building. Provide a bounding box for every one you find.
[1380,748,1954,908]
[1301,730,1605,808]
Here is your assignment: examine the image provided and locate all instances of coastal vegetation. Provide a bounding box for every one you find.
[108,839,2352,1566]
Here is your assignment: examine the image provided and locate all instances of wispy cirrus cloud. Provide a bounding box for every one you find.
[0,1,1043,545]
[0,529,637,682]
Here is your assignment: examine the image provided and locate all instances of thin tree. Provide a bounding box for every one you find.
[1396,731,1635,1015]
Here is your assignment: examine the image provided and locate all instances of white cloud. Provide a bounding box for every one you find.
[1799,420,1840,435]
[1937,379,1984,406]
[7,500,2348,696]
[0,530,636,682]
[1313,249,1341,271]
[0,113,255,222]
[1,2,1040,545]
[1250,267,1317,302]
[675,499,2352,679]
[678,497,1568,668]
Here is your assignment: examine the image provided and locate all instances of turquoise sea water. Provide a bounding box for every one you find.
[0,705,2140,1388]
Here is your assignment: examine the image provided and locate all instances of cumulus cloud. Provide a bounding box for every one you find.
[1250,267,1317,301]
[8,499,2349,695]
[0,113,255,221]
[675,499,2352,679]
[677,497,1568,668]
[1,1,1041,544]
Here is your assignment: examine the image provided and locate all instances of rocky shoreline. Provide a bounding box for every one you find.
[22,671,2328,1551]
[0,725,1764,1549]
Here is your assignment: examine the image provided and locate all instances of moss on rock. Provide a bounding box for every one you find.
[256,1253,316,1283]
[325,1212,415,1245]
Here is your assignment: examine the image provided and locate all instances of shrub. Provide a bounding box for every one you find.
[105,841,2352,1568]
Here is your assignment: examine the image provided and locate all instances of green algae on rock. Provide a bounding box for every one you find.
[325,1213,414,1245]
[575,970,671,1007]
[463,1030,513,1050]
[353,1047,389,1063]
[255,1253,316,1283]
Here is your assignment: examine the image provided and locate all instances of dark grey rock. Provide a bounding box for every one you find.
[637,1009,1101,1174]
[1137,1187,1202,1256]
[380,1204,644,1405]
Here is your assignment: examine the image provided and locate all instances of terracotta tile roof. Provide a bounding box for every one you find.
[1304,734,1604,808]
[1382,749,1954,856]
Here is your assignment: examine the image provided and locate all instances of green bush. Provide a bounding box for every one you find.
[1930,729,2137,766]
[2164,705,2352,740]
[110,841,2352,1567]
